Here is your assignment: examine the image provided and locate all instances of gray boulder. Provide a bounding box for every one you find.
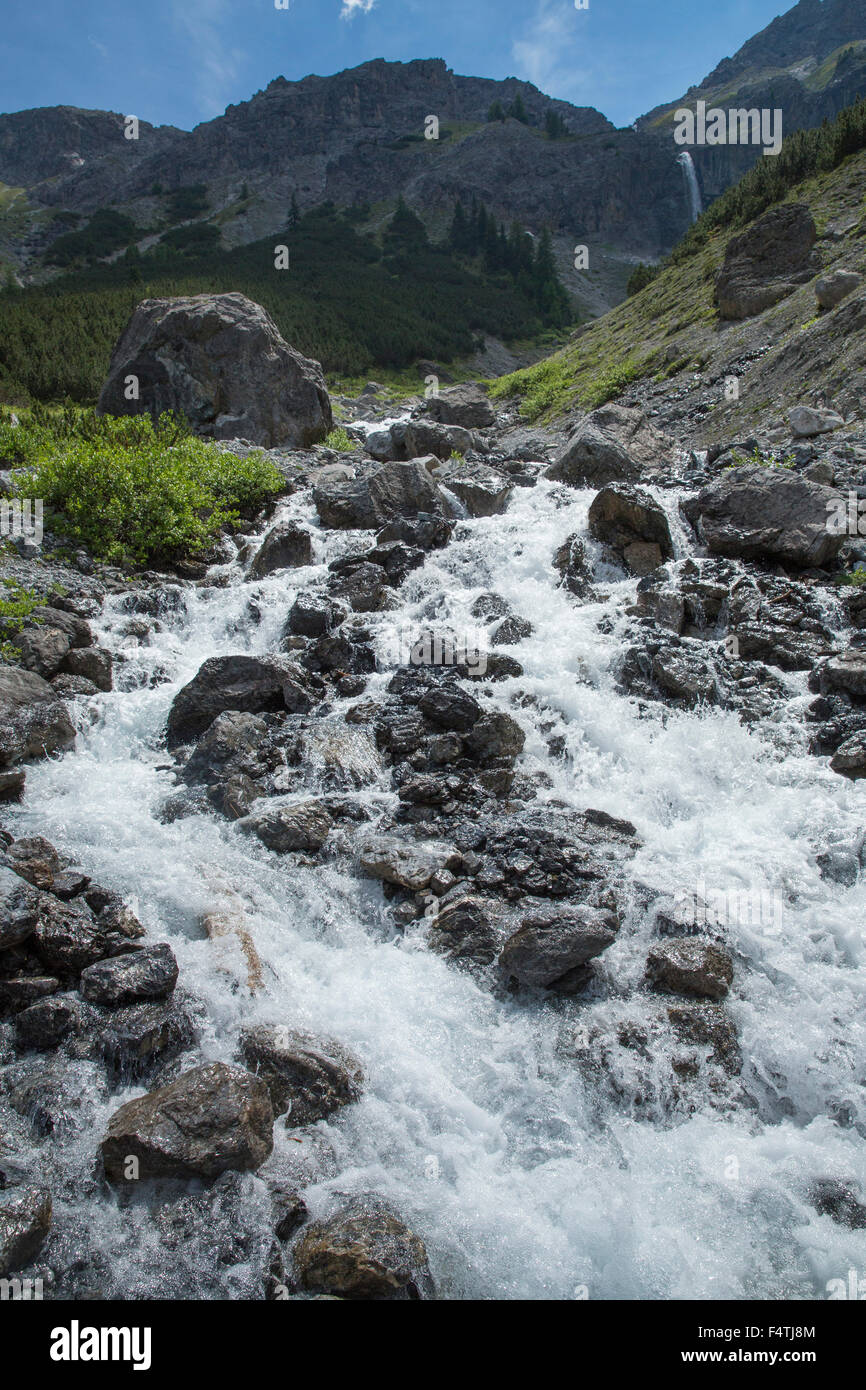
[588,483,673,572]
[359,835,458,891]
[427,383,495,429]
[101,1061,274,1182]
[815,269,860,310]
[238,1024,363,1125]
[546,404,677,488]
[684,466,843,568]
[97,292,332,448]
[59,646,113,692]
[714,203,820,319]
[499,906,619,988]
[787,405,844,438]
[247,522,313,579]
[314,460,447,530]
[0,667,75,767]
[11,626,70,679]
[240,800,333,853]
[645,939,733,1000]
[166,654,311,744]
[79,942,179,1006]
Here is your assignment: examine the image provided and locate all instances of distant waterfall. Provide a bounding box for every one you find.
[677,151,702,223]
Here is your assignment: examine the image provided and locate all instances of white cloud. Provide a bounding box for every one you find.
[171,0,245,119]
[340,0,376,19]
[512,0,593,102]
[88,35,110,60]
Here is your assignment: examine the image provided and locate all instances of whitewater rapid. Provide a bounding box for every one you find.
[6,471,866,1300]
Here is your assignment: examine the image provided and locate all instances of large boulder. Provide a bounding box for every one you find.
[79,942,179,1006]
[684,466,843,568]
[645,939,733,1000]
[815,269,860,310]
[237,1024,363,1126]
[101,1061,274,1183]
[546,404,677,488]
[247,522,313,579]
[0,667,75,767]
[293,1199,435,1299]
[427,383,495,429]
[166,655,311,745]
[588,483,673,573]
[97,292,332,448]
[714,204,820,320]
[314,460,447,530]
[240,800,333,853]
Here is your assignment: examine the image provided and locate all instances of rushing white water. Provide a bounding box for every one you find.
[678,151,702,224]
[4,470,866,1300]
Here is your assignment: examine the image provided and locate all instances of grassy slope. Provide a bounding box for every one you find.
[489,147,866,442]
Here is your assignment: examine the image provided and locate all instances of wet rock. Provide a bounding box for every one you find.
[58,646,113,692]
[286,593,346,639]
[811,649,866,699]
[499,906,619,988]
[241,800,333,853]
[0,666,75,767]
[329,561,394,613]
[375,514,452,551]
[428,896,498,965]
[270,1183,308,1241]
[829,735,866,778]
[293,1199,434,1300]
[0,975,59,1016]
[0,767,25,800]
[427,383,494,429]
[13,992,95,1050]
[96,997,198,1081]
[399,419,480,461]
[167,655,311,744]
[815,269,860,310]
[248,522,313,579]
[101,1061,275,1183]
[684,465,843,568]
[26,606,93,649]
[183,710,269,783]
[0,866,41,949]
[714,203,819,319]
[50,870,90,901]
[359,835,458,891]
[465,711,524,762]
[438,464,511,517]
[302,630,376,676]
[492,614,533,644]
[363,540,426,585]
[588,484,673,568]
[50,674,99,698]
[418,684,482,732]
[645,939,733,1000]
[666,1003,741,1074]
[553,534,594,597]
[31,898,136,976]
[238,1024,363,1126]
[97,291,332,448]
[79,942,179,1006]
[0,1185,52,1275]
[4,836,62,889]
[810,1177,866,1229]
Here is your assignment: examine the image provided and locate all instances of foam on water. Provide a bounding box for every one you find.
[5,471,866,1299]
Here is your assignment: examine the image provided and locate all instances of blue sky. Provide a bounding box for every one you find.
[2,0,790,129]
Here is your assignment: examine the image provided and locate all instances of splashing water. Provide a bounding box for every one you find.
[4,469,866,1300]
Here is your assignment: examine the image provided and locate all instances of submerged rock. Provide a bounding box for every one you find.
[238,1024,363,1126]
[293,1199,435,1299]
[0,1185,52,1275]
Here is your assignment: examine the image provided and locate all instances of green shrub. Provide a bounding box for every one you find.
[16,411,285,565]
[0,578,41,662]
[323,427,355,452]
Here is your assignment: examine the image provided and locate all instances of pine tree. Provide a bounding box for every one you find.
[487,101,506,123]
[508,94,529,124]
